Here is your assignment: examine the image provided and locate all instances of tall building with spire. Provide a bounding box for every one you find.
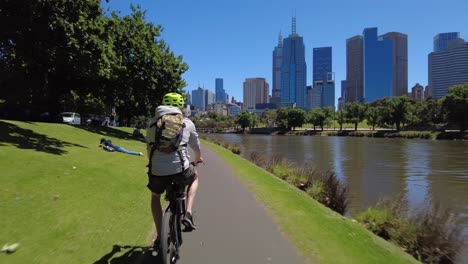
[271,32,283,106]
[280,16,307,109]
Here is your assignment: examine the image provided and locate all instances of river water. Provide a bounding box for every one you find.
[202,133,468,261]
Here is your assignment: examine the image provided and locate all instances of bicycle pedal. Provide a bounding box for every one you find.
[182,226,193,232]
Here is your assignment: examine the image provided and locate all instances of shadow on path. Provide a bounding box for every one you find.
[0,121,87,155]
[76,126,145,143]
[94,245,161,264]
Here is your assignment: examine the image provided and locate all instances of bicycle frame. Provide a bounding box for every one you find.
[161,181,187,263]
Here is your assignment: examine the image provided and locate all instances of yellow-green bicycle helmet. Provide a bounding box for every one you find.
[162,93,184,109]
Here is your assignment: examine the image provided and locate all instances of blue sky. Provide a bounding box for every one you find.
[103,0,467,105]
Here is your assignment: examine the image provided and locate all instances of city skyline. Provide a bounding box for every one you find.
[103,0,468,105]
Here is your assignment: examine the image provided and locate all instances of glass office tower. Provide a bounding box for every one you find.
[281,17,307,109]
[313,47,332,84]
[434,32,460,52]
[191,87,205,111]
[215,78,226,103]
[363,28,393,103]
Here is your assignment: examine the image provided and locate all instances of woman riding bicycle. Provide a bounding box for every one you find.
[145,93,204,248]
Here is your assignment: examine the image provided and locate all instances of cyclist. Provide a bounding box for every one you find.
[146,92,204,248]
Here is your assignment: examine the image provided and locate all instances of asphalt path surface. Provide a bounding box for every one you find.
[132,144,305,264]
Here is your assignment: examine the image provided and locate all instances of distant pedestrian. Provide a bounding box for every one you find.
[99,138,143,156]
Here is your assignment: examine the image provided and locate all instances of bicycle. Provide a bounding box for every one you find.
[159,161,200,264]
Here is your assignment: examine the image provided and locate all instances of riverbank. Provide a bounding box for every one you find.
[201,139,419,264]
[281,129,468,140]
[204,127,468,140]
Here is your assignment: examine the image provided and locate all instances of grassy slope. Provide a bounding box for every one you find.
[0,120,417,264]
[0,120,151,264]
[202,140,419,264]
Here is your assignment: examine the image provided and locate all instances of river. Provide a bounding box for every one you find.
[202,133,468,261]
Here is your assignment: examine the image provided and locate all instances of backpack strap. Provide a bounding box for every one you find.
[147,120,159,176]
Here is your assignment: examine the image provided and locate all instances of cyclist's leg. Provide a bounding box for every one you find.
[186,174,199,213]
[151,192,163,237]
[182,165,198,229]
[147,176,170,241]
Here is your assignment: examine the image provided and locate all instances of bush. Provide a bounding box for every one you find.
[229,144,241,155]
[356,196,463,263]
[249,151,268,168]
[269,163,295,181]
[306,170,348,215]
[409,205,463,263]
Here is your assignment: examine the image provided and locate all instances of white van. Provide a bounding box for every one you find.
[61,112,81,125]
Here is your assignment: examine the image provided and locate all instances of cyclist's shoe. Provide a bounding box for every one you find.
[151,237,160,252]
[182,212,196,231]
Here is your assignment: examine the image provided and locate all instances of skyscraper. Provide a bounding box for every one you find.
[363,27,393,103]
[313,47,332,84]
[434,32,461,52]
[272,32,283,106]
[243,78,269,109]
[411,83,424,102]
[191,87,205,111]
[429,35,468,99]
[322,78,335,109]
[281,16,307,109]
[205,89,215,110]
[382,32,408,97]
[341,80,347,101]
[345,35,363,103]
[215,78,226,103]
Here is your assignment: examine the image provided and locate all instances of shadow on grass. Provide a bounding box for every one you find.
[76,125,145,143]
[0,121,87,155]
[94,245,161,264]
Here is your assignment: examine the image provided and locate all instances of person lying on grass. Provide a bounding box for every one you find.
[99,138,143,156]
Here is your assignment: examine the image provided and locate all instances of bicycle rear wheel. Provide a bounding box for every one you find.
[160,210,177,264]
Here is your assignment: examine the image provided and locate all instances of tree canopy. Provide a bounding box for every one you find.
[0,1,188,124]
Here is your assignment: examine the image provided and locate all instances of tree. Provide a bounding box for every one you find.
[275,107,289,130]
[0,2,188,124]
[420,97,443,127]
[308,108,326,131]
[335,110,346,131]
[388,96,414,131]
[0,0,106,120]
[235,111,252,133]
[322,107,334,129]
[104,6,188,125]
[441,83,468,131]
[288,108,307,131]
[366,107,380,130]
[345,102,367,131]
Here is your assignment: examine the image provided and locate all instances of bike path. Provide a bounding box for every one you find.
[173,144,304,264]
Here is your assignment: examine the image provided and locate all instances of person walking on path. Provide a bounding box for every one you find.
[99,138,143,156]
[145,93,204,248]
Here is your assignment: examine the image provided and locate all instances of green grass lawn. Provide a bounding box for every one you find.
[0,120,151,264]
[0,120,418,264]
[202,140,419,264]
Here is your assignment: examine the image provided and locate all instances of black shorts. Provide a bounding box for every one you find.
[147,164,197,194]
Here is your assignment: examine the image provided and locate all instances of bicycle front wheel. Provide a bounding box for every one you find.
[160,210,177,264]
